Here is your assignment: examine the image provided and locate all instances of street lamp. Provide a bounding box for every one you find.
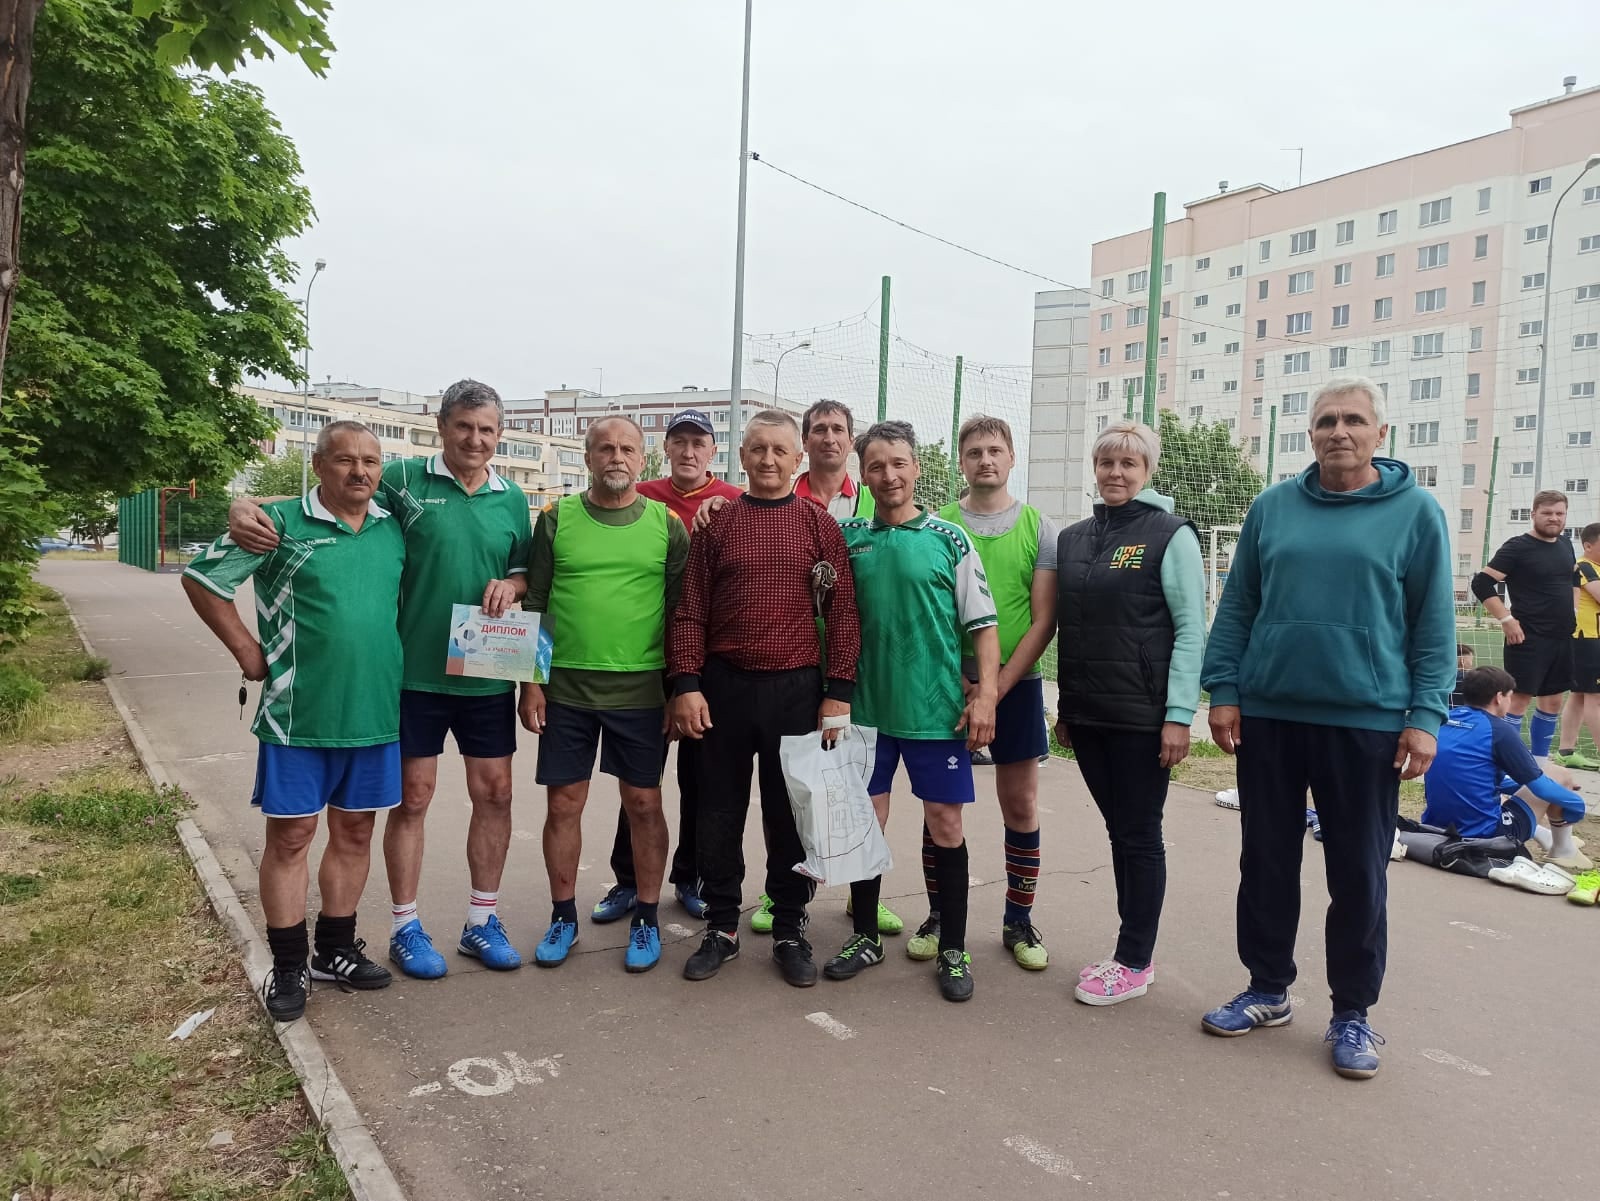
[753,340,811,404]
[300,258,326,495]
[1533,152,1600,491]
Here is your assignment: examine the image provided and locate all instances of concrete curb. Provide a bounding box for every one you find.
[61,595,407,1201]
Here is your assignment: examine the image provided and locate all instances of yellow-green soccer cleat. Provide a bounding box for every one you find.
[905,914,941,961]
[1002,922,1049,970]
[844,896,904,935]
[749,893,774,934]
[1568,870,1600,906]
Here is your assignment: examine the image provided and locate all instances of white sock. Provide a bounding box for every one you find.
[1533,825,1554,853]
[1551,824,1577,858]
[468,888,498,927]
[391,900,419,935]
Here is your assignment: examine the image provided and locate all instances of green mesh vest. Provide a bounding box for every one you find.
[938,500,1040,664]
[549,494,670,671]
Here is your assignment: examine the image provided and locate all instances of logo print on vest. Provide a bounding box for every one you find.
[1108,543,1147,570]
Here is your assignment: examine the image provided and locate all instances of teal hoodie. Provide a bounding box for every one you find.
[1201,458,1456,734]
[1129,487,1208,725]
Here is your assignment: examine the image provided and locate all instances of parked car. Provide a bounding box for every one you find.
[179,542,208,554]
[36,537,72,552]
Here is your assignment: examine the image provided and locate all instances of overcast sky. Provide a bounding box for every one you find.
[242,0,1600,401]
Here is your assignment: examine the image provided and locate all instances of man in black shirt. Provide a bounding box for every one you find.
[1471,490,1576,758]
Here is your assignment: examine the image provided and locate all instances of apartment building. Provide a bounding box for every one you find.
[241,385,589,500]
[1025,291,1091,524]
[1065,80,1600,594]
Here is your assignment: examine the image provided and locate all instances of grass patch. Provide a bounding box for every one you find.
[12,765,189,841]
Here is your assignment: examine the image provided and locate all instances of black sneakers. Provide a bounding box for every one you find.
[310,938,393,991]
[772,937,818,988]
[263,962,310,1022]
[683,930,739,981]
[936,948,974,1002]
[823,933,884,981]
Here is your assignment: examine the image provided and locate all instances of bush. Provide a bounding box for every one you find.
[74,655,112,681]
[0,436,60,646]
[0,662,46,717]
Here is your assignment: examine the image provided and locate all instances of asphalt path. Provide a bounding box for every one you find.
[42,559,1595,1201]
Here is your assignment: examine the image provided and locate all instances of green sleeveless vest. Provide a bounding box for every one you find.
[938,500,1041,664]
[549,495,670,671]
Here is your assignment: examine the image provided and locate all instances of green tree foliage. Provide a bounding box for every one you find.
[0,437,57,643]
[1149,409,1264,531]
[248,450,308,499]
[135,0,335,75]
[63,492,118,551]
[913,438,955,511]
[5,0,312,506]
[641,446,665,482]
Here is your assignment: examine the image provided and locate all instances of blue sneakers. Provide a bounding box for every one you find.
[591,883,637,924]
[1201,988,1293,1036]
[624,922,662,973]
[458,914,522,970]
[1326,1013,1384,1079]
[675,883,709,920]
[388,919,447,980]
[534,920,579,967]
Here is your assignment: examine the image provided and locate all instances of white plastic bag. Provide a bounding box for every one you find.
[781,725,893,887]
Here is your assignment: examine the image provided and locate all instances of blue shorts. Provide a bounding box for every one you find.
[251,742,401,819]
[868,734,975,805]
[1498,795,1537,844]
[535,701,664,790]
[986,676,1048,765]
[399,688,518,759]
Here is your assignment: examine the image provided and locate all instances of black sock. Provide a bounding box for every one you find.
[313,912,356,955]
[932,841,969,953]
[267,921,309,973]
[849,876,881,937]
[553,898,578,925]
[633,901,659,929]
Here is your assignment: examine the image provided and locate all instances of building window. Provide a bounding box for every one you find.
[1159,373,1168,393]
[1416,287,1446,314]
[1460,508,1475,533]
[1329,346,1348,369]
[1252,396,1264,418]
[1410,377,1443,401]
[1336,219,1354,245]
[1228,264,1243,279]
[1254,357,1266,379]
[1463,463,1477,487]
[1288,270,1314,295]
[1574,382,1597,399]
[1470,326,1484,351]
[1100,279,1114,298]
[1371,340,1391,365]
[1194,294,1209,308]
[1334,262,1352,286]
[1222,379,1239,392]
[1511,461,1534,477]
[1255,319,1267,340]
[1510,507,1532,522]
[1478,187,1492,212]
[1472,280,1487,305]
[1161,300,1172,318]
[1524,224,1551,243]
[1520,320,1543,337]
[1126,377,1144,398]
[1189,405,1204,422]
[1190,368,1205,381]
[1409,421,1440,446]
[1377,209,1397,235]
[1374,297,1393,321]
[1465,418,1479,442]
[1259,239,1271,261]
[1163,264,1173,285]
[1567,479,1591,494]
[1193,332,1208,345]
[1569,431,1593,447]
[1286,311,1312,335]
[1579,284,1600,302]
[1159,337,1170,357]
[1281,391,1309,415]
[1283,351,1311,374]
[1516,368,1541,385]
[1331,303,1350,328]
[1574,332,1599,350]
[1467,372,1481,397]
[1419,198,1451,226]
[1096,380,1111,400]
[1099,312,1113,331]
[1250,436,1262,456]
[1417,242,1449,270]
[1474,234,1489,259]
[1095,414,1110,432]
[1123,341,1142,361]
[1415,465,1438,487]
[1582,235,1600,254]
[1529,176,1552,195]
[1196,256,1210,271]
[1258,279,1270,301]
[1127,306,1147,327]
[1128,270,1147,290]
[1377,253,1395,278]
[1224,417,1237,431]
[1280,431,1308,453]
[1290,229,1317,255]
[1413,333,1444,358]
[1457,552,1473,575]
[1097,347,1111,365]
[1522,272,1546,290]
[1586,185,1600,204]
[1225,341,1240,354]
[1513,414,1538,430]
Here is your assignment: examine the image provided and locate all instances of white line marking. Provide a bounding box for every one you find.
[1448,920,1511,941]
[447,1056,515,1097]
[665,923,695,939]
[120,670,238,680]
[927,1086,946,1094]
[1003,1135,1074,1176]
[408,1081,443,1097]
[804,1011,856,1041]
[1420,1049,1491,1076]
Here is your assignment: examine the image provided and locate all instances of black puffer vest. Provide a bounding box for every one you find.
[1056,499,1193,731]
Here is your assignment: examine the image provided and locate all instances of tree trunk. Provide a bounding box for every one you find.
[0,0,43,413]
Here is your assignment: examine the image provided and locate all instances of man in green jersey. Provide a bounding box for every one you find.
[825,420,999,1003]
[519,415,689,974]
[185,422,404,1022]
[228,380,532,981]
[937,415,1058,972]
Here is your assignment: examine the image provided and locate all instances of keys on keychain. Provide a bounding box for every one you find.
[239,674,248,721]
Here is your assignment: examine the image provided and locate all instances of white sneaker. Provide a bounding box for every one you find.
[1488,859,1576,895]
[1214,788,1241,811]
[1390,832,1406,861]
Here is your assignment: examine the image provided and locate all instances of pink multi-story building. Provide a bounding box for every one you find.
[1046,79,1600,596]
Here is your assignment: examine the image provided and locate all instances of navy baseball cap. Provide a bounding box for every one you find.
[666,408,715,435]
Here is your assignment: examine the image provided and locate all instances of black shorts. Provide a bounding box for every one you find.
[399,689,518,759]
[535,701,664,789]
[1503,636,1574,698]
[986,676,1049,765]
[1573,639,1600,694]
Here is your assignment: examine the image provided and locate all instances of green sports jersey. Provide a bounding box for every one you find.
[380,456,532,696]
[183,489,405,748]
[841,510,997,739]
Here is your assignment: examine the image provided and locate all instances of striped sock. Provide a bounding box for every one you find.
[391,900,419,935]
[467,889,497,927]
[921,823,939,911]
[1003,825,1041,927]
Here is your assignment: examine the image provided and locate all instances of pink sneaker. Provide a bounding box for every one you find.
[1078,957,1114,980]
[1073,960,1154,1006]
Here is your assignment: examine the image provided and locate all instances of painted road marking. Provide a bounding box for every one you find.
[407,1082,442,1097]
[665,923,695,939]
[410,1051,565,1099]
[1420,1049,1491,1076]
[1448,920,1510,941]
[805,1012,857,1041]
[1003,1135,1076,1178]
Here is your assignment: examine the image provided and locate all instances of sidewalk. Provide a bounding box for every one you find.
[44,559,1596,1201]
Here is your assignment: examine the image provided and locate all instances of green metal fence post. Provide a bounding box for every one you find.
[1481,435,1500,564]
[948,354,964,502]
[1142,191,1166,428]
[876,275,891,422]
[1266,405,1278,483]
